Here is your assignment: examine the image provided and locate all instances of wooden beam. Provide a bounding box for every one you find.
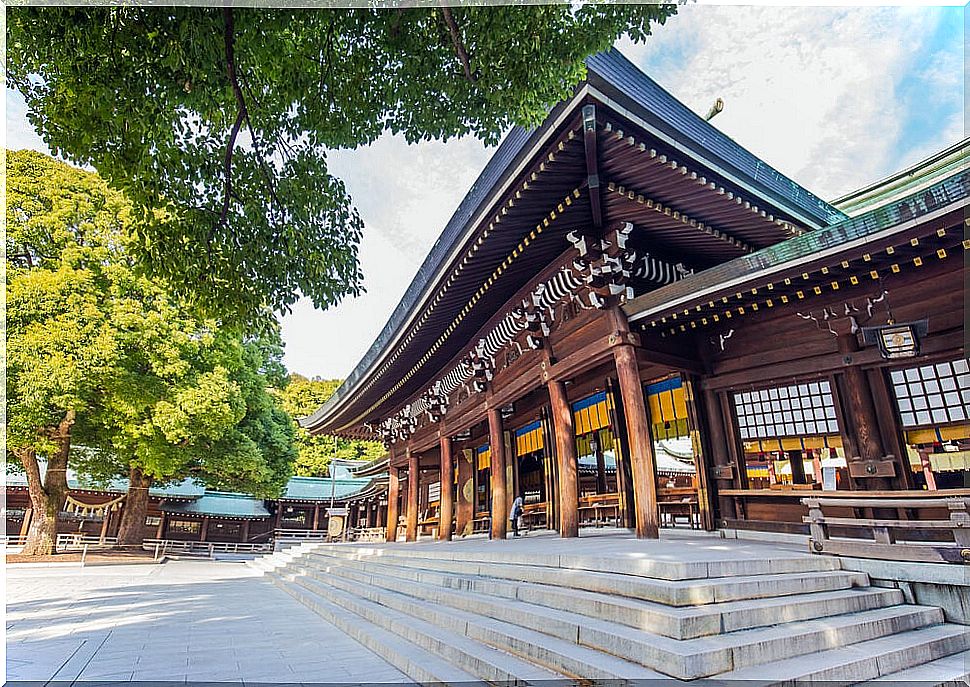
[611,307,659,538]
[582,104,602,229]
[439,434,454,541]
[547,379,579,538]
[405,449,419,541]
[487,407,508,540]
[385,467,400,542]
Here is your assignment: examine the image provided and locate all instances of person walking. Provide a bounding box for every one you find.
[510,495,525,537]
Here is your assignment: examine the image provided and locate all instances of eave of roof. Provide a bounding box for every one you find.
[624,167,970,324]
[301,49,844,437]
[832,138,970,217]
[161,492,270,519]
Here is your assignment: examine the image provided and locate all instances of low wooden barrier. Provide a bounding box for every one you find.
[802,495,970,563]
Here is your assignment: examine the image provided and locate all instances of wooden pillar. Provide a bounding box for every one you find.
[683,376,716,531]
[274,502,283,531]
[200,516,209,542]
[439,435,454,541]
[547,380,579,538]
[405,449,419,542]
[613,344,660,539]
[99,508,111,543]
[19,508,33,538]
[312,503,320,531]
[836,333,892,490]
[488,408,508,540]
[456,447,475,536]
[241,519,251,542]
[386,467,400,542]
[156,512,167,539]
[701,387,738,523]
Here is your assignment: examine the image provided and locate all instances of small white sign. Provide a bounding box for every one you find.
[822,466,837,491]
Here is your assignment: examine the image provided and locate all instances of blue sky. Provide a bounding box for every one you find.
[6,5,965,380]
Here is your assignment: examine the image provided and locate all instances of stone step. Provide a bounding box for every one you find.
[306,548,870,606]
[870,647,970,685]
[291,558,943,680]
[306,547,902,639]
[288,563,666,681]
[330,541,842,580]
[280,570,571,684]
[711,623,970,685]
[271,573,479,685]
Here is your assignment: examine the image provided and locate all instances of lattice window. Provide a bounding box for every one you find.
[733,381,838,440]
[890,358,970,428]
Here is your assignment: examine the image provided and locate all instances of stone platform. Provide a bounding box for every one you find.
[258,528,970,684]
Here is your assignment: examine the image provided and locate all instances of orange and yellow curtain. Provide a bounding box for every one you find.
[645,377,689,440]
[476,444,491,471]
[572,392,613,435]
[515,421,544,456]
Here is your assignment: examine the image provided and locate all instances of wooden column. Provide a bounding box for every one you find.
[405,449,419,542]
[456,448,475,536]
[274,503,283,531]
[19,508,33,539]
[613,344,660,539]
[241,519,251,542]
[200,516,210,542]
[99,508,111,543]
[487,408,508,540]
[547,380,579,538]
[156,512,167,539]
[836,333,892,490]
[386,467,400,542]
[439,435,454,541]
[312,503,320,531]
[701,386,738,523]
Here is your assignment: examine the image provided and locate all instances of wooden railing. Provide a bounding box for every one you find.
[802,495,970,563]
[56,534,118,550]
[142,538,273,557]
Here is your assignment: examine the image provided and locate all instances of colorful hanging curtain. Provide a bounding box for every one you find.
[515,420,544,456]
[572,392,613,435]
[63,493,125,517]
[476,444,491,470]
[645,376,689,440]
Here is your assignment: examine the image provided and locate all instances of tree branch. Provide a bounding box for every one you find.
[440,6,476,83]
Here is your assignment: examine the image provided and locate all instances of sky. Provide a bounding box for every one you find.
[6,5,964,381]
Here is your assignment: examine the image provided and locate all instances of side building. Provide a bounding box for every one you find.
[6,460,388,547]
[300,49,968,548]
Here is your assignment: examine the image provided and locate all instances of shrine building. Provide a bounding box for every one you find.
[300,49,968,549]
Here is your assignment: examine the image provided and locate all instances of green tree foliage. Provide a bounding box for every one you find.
[277,375,384,477]
[6,150,296,551]
[7,6,675,324]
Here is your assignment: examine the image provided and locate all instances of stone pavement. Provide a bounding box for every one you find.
[6,558,410,683]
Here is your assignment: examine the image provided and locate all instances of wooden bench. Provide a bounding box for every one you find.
[802,495,970,563]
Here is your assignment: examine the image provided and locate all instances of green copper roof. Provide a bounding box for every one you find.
[281,475,373,501]
[162,492,270,519]
[624,166,970,323]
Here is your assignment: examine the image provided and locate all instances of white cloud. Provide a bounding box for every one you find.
[619,5,956,199]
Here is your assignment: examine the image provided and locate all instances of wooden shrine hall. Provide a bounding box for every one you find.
[301,50,969,557]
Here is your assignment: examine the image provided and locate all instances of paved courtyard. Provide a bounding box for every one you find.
[6,558,409,683]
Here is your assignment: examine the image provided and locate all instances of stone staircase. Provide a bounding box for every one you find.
[260,543,970,684]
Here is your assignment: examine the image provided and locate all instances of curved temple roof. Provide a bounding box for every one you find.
[302,49,844,439]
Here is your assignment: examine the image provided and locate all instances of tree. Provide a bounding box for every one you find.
[7,6,676,324]
[6,148,133,554]
[6,149,296,552]
[277,375,384,477]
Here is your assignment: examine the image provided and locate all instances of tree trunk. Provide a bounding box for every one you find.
[117,466,153,545]
[18,410,74,556]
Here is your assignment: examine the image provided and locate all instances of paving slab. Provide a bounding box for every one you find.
[5,559,410,684]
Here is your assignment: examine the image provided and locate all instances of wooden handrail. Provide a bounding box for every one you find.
[801,494,970,564]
